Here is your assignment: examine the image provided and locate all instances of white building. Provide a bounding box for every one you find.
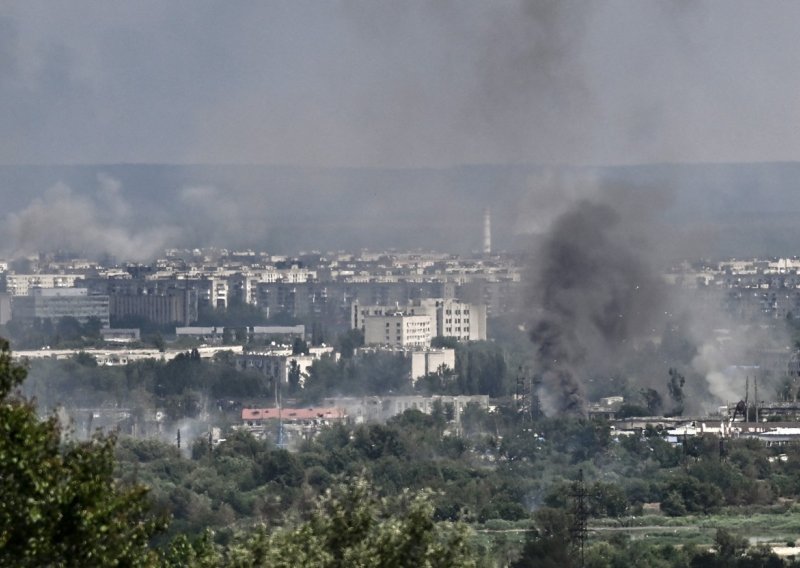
[430,298,487,342]
[363,313,432,348]
[411,348,456,382]
[6,274,83,296]
[353,298,486,342]
[325,394,490,424]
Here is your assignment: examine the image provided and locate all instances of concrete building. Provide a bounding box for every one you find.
[325,394,489,424]
[353,298,486,342]
[99,328,141,343]
[241,406,347,442]
[176,326,225,343]
[110,288,198,326]
[363,313,433,348]
[235,346,337,385]
[176,325,306,344]
[6,274,83,296]
[431,298,487,342]
[411,348,456,382]
[12,288,110,327]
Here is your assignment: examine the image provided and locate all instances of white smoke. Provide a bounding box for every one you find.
[1,174,181,261]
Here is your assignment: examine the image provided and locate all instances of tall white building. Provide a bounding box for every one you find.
[352,298,486,342]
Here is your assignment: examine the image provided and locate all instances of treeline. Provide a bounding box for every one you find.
[8,335,800,565]
[20,339,511,421]
[114,399,800,552]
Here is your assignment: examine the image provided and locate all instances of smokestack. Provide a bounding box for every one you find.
[483,208,491,255]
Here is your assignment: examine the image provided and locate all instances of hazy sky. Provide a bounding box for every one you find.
[2,1,800,167]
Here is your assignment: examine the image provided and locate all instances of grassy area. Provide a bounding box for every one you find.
[472,510,800,554]
[589,510,800,547]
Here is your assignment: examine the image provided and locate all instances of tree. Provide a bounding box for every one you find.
[293,337,309,355]
[289,359,300,394]
[337,329,364,359]
[640,388,663,415]
[667,368,686,416]
[512,508,574,568]
[223,475,476,567]
[0,338,164,566]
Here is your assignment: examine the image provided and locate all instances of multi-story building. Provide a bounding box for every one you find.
[12,288,110,327]
[363,313,432,348]
[429,298,487,342]
[410,348,456,382]
[6,274,83,296]
[235,346,337,385]
[353,298,486,342]
[110,288,198,326]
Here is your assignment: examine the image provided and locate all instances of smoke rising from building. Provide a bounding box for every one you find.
[525,176,793,416]
[527,191,668,415]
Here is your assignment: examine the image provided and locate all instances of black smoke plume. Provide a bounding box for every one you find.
[528,195,667,415]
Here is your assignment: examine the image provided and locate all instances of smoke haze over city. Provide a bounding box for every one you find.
[2,2,800,413]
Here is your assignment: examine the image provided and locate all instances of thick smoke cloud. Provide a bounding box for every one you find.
[524,174,793,415]
[527,189,668,415]
[1,175,180,261]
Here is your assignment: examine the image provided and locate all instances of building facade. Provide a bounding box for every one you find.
[410,348,456,382]
[353,298,486,342]
[363,313,433,348]
[12,288,110,327]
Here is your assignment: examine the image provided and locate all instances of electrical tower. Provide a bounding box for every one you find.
[571,469,588,568]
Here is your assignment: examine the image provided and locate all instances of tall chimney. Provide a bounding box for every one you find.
[483,208,492,255]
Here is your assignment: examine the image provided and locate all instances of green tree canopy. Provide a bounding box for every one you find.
[0,338,163,567]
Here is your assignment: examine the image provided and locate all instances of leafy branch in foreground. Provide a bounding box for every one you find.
[0,338,164,567]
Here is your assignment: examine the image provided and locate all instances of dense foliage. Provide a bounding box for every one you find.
[9,325,800,565]
[0,339,163,567]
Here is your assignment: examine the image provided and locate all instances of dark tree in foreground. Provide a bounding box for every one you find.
[0,339,163,567]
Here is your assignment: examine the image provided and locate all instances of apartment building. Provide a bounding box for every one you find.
[363,313,432,348]
[12,288,110,327]
[353,298,486,342]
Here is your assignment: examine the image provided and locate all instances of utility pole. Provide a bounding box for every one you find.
[755,376,759,423]
[745,376,750,423]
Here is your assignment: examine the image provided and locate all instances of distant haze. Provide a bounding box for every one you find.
[1,163,800,260]
[2,3,800,168]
